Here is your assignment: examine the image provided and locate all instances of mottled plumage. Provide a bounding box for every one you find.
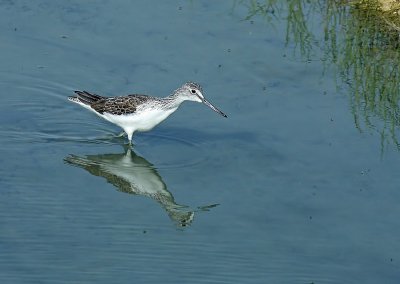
[68,82,227,144]
[78,92,152,115]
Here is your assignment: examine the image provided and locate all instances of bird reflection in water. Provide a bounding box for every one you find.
[64,147,218,227]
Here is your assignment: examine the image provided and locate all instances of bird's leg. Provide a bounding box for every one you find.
[127,131,134,147]
[116,131,125,138]
[127,138,137,149]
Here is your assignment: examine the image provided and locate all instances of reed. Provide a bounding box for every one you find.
[239,0,400,150]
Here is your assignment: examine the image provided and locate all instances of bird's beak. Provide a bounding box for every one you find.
[202,98,227,118]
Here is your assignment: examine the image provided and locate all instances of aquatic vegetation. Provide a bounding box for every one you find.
[239,0,400,151]
[332,1,400,150]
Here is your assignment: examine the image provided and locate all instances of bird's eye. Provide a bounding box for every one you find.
[191,89,196,94]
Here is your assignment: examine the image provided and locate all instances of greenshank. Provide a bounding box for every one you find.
[68,82,227,143]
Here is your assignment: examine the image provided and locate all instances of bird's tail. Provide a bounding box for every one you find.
[68,91,103,106]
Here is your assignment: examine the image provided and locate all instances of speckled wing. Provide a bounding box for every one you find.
[91,95,151,115]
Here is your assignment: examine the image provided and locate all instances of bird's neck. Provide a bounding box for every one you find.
[163,93,186,109]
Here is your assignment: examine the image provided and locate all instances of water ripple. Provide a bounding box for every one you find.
[0,72,210,170]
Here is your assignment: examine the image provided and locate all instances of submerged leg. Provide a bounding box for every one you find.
[127,130,134,146]
[116,131,125,137]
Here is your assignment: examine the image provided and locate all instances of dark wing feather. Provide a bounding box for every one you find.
[73,91,104,105]
[91,94,151,115]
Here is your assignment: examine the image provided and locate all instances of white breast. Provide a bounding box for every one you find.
[102,107,178,133]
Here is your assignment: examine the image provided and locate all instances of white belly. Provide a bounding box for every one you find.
[102,108,177,133]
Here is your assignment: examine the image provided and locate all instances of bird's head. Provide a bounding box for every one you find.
[178,82,227,118]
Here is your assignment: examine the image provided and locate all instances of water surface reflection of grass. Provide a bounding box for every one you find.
[238,0,400,151]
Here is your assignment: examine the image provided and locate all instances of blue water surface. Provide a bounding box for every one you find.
[0,1,399,283]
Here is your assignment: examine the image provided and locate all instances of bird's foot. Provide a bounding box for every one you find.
[116,132,126,138]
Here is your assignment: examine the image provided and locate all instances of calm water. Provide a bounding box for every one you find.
[1,1,400,283]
